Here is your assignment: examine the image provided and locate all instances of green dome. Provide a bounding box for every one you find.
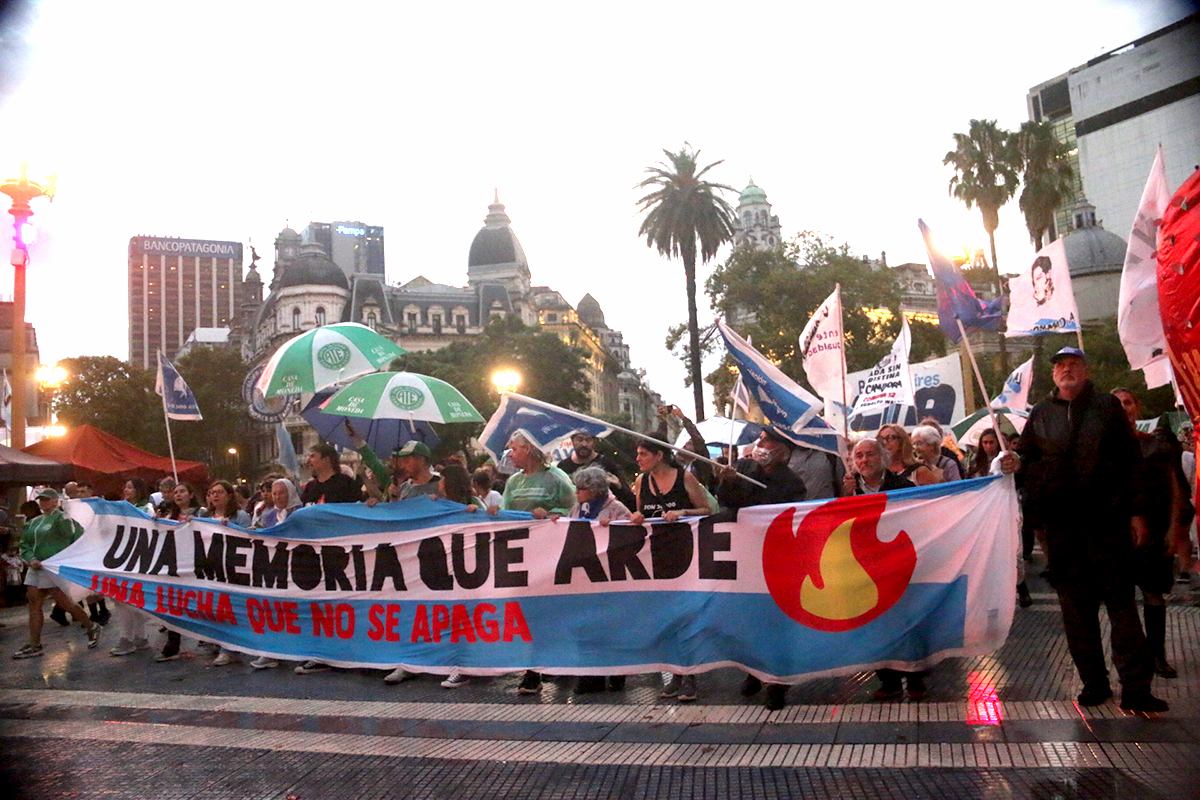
[739,180,768,204]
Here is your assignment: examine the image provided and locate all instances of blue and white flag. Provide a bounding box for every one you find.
[45,478,1018,680]
[479,393,612,461]
[919,219,1003,343]
[990,356,1033,412]
[717,320,842,455]
[275,422,301,478]
[155,352,202,421]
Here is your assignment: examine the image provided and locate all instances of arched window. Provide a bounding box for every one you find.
[315,307,326,326]
[367,312,377,329]
[292,307,301,330]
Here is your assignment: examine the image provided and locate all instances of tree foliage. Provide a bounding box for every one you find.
[1016,120,1075,251]
[693,232,945,408]
[52,356,164,452]
[395,316,591,456]
[636,143,735,421]
[172,346,255,477]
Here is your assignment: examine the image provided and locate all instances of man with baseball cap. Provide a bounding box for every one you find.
[12,488,103,659]
[395,440,440,501]
[1017,346,1167,712]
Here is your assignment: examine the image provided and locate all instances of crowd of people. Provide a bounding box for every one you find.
[4,348,1193,714]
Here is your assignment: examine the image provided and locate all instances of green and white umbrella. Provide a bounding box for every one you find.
[323,372,484,424]
[951,407,1028,447]
[255,323,406,398]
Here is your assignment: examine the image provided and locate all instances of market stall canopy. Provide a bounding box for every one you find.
[0,443,75,485]
[24,424,207,498]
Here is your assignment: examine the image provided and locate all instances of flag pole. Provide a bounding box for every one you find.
[503,392,766,488]
[956,320,1005,444]
[160,385,179,484]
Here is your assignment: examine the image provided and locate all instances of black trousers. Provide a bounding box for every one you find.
[1056,579,1152,692]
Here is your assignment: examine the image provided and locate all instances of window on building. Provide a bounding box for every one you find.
[292,308,301,330]
[315,307,326,326]
[546,313,557,323]
[432,314,442,335]
[407,312,418,333]
[455,314,466,334]
[367,312,377,329]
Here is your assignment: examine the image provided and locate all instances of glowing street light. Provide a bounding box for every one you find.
[2,163,56,450]
[492,369,521,394]
[36,364,66,389]
[43,425,65,438]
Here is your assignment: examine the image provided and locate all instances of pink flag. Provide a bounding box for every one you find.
[1118,147,1172,388]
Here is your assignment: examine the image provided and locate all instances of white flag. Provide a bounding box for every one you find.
[849,317,915,422]
[991,356,1034,411]
[1005,240,1081,337]
[798,285,847,400]
[729,373,750,416]
[0,369,10,430]
[1118,147,1171,388]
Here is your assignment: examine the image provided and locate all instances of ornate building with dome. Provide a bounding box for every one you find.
[233,194,664,462]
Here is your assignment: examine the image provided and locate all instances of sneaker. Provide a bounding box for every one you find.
[86,623,103,649]
[1076,685,1113,706]
[1120,690,1169,713]
[250,656,279,670]
[764,684,787,711]
[517,670,542,694]
[441,673,470,689]
[295,660,330,675]
[154,651,182,662]
[677,675,698,702]
[659,674,683,698]
[384,667,417,684]
[607,676,626,691]
[132,638,150,651]
[906,677,928,702]
[212,651,236,666]
[740,674,763,697]
[12,643,43,659]
[109,638,137,657]
[197,641,220,653]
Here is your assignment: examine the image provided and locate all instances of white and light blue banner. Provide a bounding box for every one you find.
[479,393,614,460]
[44,480,1018,682]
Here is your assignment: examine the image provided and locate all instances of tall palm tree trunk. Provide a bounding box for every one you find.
[684,255,706,422]
[988,231,1009,375]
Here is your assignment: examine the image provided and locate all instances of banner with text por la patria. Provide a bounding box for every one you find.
[44,483,1018,683]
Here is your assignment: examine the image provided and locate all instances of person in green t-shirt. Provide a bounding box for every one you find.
[13,489,102,659]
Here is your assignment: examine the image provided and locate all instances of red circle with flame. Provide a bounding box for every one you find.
[762,495,916,632]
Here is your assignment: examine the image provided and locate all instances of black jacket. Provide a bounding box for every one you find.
[1017,381,1144,529]
[717,458,807,509]
[853,470,915,495]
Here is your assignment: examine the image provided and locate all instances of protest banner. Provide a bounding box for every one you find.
[44,482,1018,682]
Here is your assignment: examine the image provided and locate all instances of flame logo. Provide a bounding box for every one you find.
[763,494,916,632]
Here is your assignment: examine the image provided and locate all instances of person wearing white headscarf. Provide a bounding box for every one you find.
[255,479,301,528]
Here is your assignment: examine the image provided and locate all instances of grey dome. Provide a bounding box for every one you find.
[577,293,605,328]
[278,248,348,290]
[1063,227,1127,277]
[468,194,528,268]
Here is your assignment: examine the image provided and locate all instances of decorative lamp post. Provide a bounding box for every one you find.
[36,363,66,432]
[1,163,56,449]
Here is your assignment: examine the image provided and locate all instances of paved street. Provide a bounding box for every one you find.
[4,558,1200,799]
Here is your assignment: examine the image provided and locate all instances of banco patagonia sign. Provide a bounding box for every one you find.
[132,237,243,259]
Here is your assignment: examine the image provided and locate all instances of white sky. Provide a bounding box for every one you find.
[0,0,1192,414]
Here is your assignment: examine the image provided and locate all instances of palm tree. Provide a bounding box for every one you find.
[636,144,735,421]
[1015,121,1075,251]
[944,119,1021,371]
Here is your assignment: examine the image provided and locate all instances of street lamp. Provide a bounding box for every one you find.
[492,369,521,394]
[36,363,67,432]
[228,447,240,478]
[2,163,56,450]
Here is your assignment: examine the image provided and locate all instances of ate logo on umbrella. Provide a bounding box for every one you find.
[762,495,916,632]
[389,386,426,411]
[317,343,352,370]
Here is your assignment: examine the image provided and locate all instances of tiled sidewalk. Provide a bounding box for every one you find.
[3,565,1200,799]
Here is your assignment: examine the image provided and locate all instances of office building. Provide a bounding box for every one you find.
[128,236,244,369]
[301,221,385,278]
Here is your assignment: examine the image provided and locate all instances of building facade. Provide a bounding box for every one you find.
[127,236,244,369]
[1026,13,1200,245]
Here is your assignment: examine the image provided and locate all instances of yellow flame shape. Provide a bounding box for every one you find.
[799,518,878,621]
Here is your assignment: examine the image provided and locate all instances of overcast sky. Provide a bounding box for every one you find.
[0,0,1193,414]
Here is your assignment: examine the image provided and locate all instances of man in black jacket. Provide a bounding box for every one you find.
[1017,347,1166,712]
[716,427,807,510]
